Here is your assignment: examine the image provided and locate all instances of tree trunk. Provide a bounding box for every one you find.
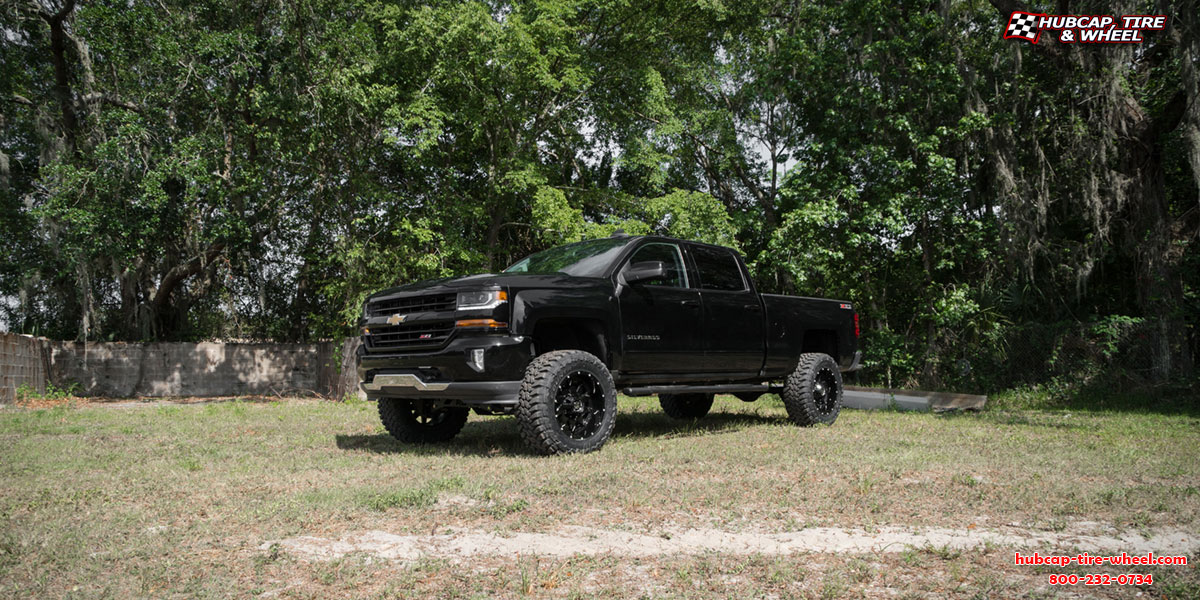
[119,269,139,340]
[149,244,226,339]
[40,0,80,155]
[485,205,506,272]
[1130,116,1183,382]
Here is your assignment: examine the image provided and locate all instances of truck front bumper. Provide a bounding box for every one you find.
[356,333,531,406]
[360,375,523,406]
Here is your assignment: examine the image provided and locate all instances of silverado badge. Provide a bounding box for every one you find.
[387,313,407,325]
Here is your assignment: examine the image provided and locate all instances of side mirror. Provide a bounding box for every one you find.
[623,261,666,284]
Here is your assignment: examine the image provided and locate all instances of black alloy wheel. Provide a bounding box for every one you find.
[553,370,607,439]
[780,352,843,426]
[516,350,618,454]
[812,367,840,415]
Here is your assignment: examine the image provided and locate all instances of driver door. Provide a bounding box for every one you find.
[616,242,703,374]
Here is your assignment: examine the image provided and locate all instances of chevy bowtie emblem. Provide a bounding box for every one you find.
[387,313,407,325]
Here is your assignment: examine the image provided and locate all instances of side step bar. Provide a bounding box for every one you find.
[622,383,784,397]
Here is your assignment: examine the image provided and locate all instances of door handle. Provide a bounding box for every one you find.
[680,300,700,309]
[743,304,762,312]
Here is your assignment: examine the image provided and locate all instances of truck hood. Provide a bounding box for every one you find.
[367,272,606,300]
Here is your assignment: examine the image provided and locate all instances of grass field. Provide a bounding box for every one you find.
[1,395,1198,599]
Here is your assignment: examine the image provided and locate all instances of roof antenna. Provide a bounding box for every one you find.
[610,228,627,238]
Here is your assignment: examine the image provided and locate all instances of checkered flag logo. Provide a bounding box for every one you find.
[1004,11,1044,43]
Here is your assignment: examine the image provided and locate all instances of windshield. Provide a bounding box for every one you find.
[503,237,631,277]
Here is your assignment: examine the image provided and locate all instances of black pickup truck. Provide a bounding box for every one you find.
[357,234,861,454]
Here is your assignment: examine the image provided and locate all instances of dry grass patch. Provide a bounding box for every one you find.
[1,395,1197,598]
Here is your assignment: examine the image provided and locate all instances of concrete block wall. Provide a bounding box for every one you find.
[45,341,342,398]
[0,336,362,401]
[0,333,48,403]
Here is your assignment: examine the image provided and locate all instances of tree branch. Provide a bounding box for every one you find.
[79,92,143,114]
[1150,90,1189,140]
[35,0,77,25]
[151,243,227,311]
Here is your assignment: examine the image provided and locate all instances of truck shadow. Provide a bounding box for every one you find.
[334,411,783,456]
[612,411,780,439]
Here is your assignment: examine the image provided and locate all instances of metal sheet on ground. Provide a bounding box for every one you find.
[841,386,986,412]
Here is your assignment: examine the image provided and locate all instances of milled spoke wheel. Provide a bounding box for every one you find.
[780,353,843,427]
[812,368,840,414]
[516,350,618,455]
[553,371,606,439]
[378,398,469,444]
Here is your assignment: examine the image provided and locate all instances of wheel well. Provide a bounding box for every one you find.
[531,319,609,365]
[801,329,838,359]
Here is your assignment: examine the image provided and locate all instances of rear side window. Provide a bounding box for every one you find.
[690,245,746,291]
[623,243,689,287]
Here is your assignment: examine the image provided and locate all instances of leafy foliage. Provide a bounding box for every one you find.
[1,0,1196,392]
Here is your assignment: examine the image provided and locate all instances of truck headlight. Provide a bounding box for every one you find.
[457,290,508,310]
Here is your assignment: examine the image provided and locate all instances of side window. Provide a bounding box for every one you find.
[691,245,746,291]
[623,243,689,287]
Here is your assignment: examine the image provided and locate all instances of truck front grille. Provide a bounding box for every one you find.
[367,320,455,350]
[369,293,456,317]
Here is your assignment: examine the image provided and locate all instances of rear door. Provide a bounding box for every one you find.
[688,244,765,374]
[616,241,704,374]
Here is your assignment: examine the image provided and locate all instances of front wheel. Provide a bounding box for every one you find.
[780,353,842,426]
[515,350,617,455]
[378,398,469,443]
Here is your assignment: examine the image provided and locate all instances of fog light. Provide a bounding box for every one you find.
[468,348,485,372]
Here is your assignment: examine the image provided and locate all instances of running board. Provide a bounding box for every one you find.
[621,384,783,397]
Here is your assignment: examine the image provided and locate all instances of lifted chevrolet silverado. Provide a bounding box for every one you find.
[357,234,861,454]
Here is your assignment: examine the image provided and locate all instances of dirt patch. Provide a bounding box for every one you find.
[266,522,1197,562]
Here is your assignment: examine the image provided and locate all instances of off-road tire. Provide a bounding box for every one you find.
[781,353,842,426]
[659,393,715,419]
[516,350,617,455]
[378,398,469,443]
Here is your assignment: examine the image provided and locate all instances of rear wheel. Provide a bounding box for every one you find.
[516,350,617,455]
[659,393,714,419]
[378,398,469,443]
[780,353,842,426]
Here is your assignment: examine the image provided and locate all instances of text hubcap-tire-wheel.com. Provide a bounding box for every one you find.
[554,370,605,439]
[813,368,839,414]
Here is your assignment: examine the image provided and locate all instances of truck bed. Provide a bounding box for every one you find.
[761,294,858,376]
